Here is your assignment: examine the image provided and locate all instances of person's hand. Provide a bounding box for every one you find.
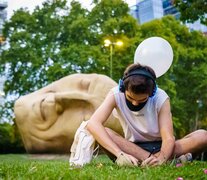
[115,152,139,166]
[141,155,164,167]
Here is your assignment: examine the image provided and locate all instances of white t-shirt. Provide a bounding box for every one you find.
[112,86,169,142]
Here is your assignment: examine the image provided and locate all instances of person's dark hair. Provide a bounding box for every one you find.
[123,63,156,95]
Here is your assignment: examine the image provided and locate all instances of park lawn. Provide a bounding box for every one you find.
[0,154,207,180]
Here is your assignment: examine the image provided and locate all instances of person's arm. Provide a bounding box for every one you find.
[87,91,123,157]
[141,98,175,166]
[87,91,138,165]
[157,98,175,163]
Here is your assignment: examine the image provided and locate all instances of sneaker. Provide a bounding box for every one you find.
[115,152,135,166]
[176,153,193,164]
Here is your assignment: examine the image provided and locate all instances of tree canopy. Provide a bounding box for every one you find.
[0,0,207,138]
[174,0,207,25]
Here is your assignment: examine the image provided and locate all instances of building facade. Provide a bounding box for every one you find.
[0,0,7,42]
[138,0,163,24]
[130,0,164,24]
[130,0,207,33]
[0,0,7,103]
[0,76,5,105]
[162,0,180,19]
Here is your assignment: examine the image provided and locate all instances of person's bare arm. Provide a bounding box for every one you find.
[87,91,138,165]
[87,91,122,156]
[157,98,175,163]
[142,99,175,166]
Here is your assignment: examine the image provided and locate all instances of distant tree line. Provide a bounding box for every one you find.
[0,122,25,153]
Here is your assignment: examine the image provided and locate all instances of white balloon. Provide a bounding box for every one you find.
[134,37,173,77]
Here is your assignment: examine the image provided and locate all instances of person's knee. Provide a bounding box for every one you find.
[181,129,207,146]
[197,129,207,138]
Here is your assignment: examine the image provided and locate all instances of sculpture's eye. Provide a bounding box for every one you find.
[40,93,58,121]
[56,103,63,114]
[80,79,90,91]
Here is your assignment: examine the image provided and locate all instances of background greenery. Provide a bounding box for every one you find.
[174,0,207,25]
[0,0,207,153]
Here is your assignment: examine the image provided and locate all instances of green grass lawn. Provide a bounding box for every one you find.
[0,154,207,180]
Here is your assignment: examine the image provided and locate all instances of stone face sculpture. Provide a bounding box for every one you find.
[14,73,123,154]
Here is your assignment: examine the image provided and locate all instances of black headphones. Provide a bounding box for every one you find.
[118,69,157,97]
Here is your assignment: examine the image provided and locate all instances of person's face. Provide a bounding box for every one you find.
[125,90,149,106]
[14,74,122,153]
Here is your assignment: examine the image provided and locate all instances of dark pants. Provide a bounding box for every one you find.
[104,140,162,162]
[134,140,162,154]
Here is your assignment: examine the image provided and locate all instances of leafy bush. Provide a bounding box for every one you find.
[0,122,25,153]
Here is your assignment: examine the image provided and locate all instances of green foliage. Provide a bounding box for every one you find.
[138,16,207,137]
[0,0,138,124]
[88,0,139,81]
[174,0,207,25]
[0,0,138,95]
[0,154,207,179]
[0,123,25,153]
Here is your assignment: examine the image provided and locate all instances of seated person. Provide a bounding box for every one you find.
[87,63,207,166]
